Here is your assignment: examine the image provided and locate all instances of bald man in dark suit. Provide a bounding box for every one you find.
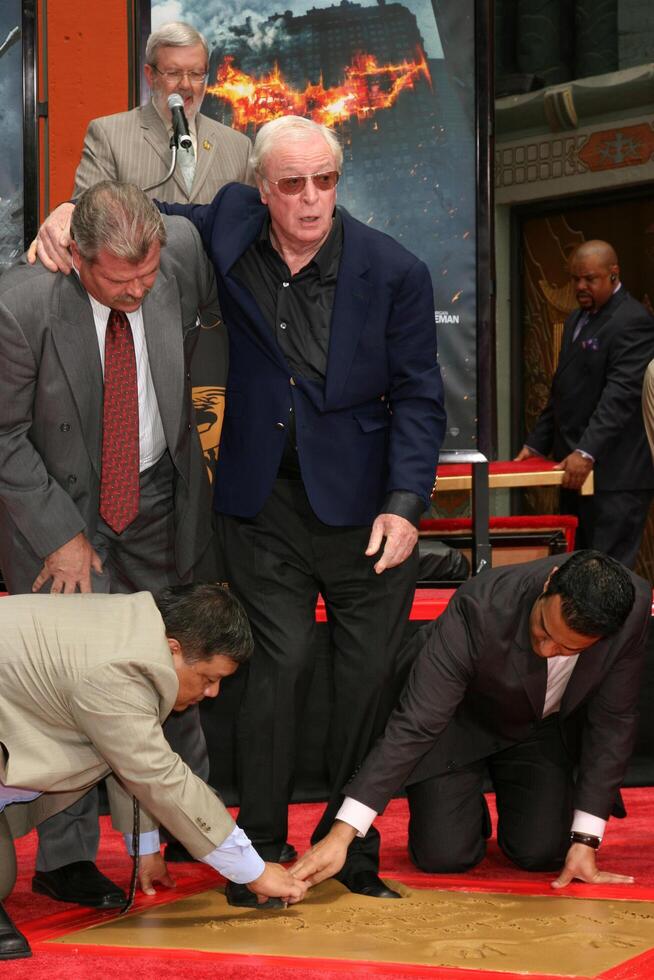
[516,240,654,568]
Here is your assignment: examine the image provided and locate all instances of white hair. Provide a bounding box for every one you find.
[145,21,208,65]
[250,116,343,182]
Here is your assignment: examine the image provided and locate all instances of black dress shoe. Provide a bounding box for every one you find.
[0,902,31,960]
[340,870,401,899]
[225,880,284,909]
[32,860,126,909]
[164,840,197,863]
[279,842,298,863]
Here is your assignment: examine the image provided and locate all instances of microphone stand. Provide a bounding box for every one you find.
[142,136,179,194]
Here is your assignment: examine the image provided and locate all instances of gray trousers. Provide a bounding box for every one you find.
[0,812,16,901]
[35,453,214,871]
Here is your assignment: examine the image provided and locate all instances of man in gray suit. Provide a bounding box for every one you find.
[0,181,218,908]
[32,21,249,520]
[0,584,307,961]
[74,21,251,204]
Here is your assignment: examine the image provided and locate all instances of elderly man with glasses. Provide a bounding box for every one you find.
[72,20,251,204]
[30,115,447,907]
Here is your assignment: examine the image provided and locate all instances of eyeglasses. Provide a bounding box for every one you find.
[268,171,340,196]
[151,66,208,84]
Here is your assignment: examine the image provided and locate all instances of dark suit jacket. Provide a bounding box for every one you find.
[0,216,217,587]
[346,554,651,822]
[527,289,654,491]
[160,183,446,525]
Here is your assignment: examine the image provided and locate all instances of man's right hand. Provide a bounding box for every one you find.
[138,852,176,896]
[291,821,357,886]
[246,862,308,905]
[32,531,103,594]
[27,202,76,273]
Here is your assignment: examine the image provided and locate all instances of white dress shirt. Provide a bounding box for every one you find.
[0,781,264,884]
[124,826,264,884]
[87,293,167,471]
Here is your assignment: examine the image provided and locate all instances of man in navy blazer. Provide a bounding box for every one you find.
[159,115,446,904]
[516,240,654,568]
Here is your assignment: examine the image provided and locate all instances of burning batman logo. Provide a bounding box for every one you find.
[206,50,430,130]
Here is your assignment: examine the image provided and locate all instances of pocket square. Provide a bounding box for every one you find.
[581,337,600,351]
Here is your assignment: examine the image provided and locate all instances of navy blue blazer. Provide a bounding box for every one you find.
[161,183,446,524]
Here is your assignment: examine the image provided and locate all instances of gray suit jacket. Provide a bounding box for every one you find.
[0,591,235,853]
[346,555,651,822]
[73,102,252,205]
[0,215,217,589]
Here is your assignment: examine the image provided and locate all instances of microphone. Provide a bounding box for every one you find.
[167,93,192,150]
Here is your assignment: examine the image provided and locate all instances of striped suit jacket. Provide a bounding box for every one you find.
[73,100,252,205]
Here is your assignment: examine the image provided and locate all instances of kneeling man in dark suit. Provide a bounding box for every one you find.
[293,551,650,889]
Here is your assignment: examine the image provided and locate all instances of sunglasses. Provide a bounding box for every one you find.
[269,171,340,196]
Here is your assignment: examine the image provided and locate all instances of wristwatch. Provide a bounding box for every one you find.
[569,831,601,849]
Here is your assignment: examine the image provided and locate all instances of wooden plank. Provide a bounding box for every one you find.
[435,468,594,496]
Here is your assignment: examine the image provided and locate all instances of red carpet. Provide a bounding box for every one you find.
[6,789,654,978]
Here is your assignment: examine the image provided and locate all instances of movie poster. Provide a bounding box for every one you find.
[150,0,479,449]
[0,3,24,269]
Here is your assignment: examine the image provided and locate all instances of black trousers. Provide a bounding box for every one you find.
[219,478,418,871]
[406,715,574,874]
[560,488,653,569]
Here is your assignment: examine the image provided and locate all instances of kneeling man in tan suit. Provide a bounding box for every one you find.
[0,583,306,960]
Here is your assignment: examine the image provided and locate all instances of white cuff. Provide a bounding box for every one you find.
[571,810,606,841]
[336,797,378,837]
[124,829,161,856]
[200,825,266,884]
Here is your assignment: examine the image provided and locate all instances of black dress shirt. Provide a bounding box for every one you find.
[233,211,424,526]
[234,211,342,382]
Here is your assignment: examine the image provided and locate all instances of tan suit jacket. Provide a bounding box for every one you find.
[73,102,252,205]
[0,592,234,855]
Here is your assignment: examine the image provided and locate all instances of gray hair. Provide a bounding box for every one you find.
[71,181,167,262]
[250,116,343,182]
[145,21,209,66]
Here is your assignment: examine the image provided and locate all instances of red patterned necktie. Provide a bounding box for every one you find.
[99,309,140,533]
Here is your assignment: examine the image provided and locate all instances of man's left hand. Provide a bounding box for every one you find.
[138,852,176,896]
[554,451,594,491]
[365,513,418,574]
[551,843,634,889]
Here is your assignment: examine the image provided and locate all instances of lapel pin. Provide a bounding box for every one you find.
[203,139,212,151]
